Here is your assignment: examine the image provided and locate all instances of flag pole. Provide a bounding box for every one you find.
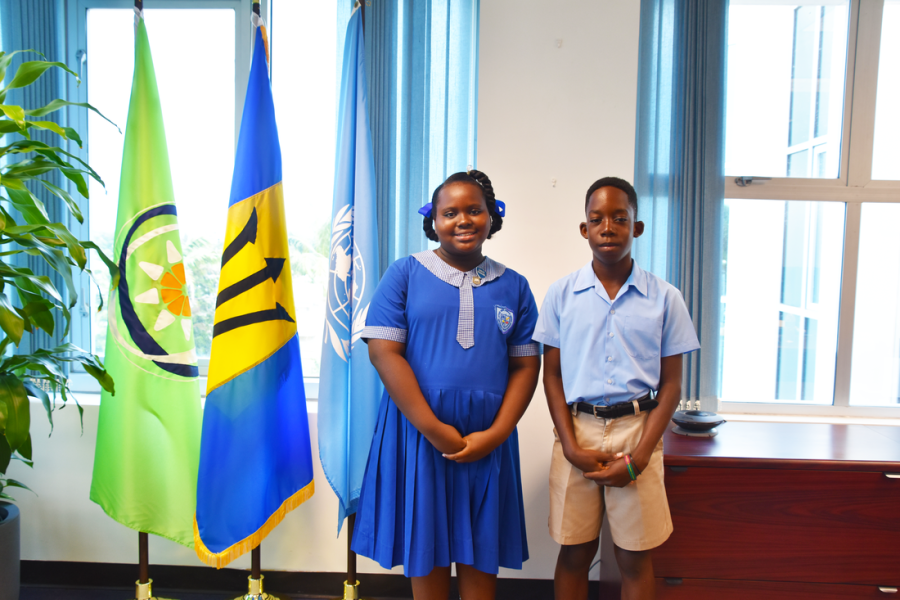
[139,531,148,583]
[330,4,372,600]
[123,10,176,600]
[233,544,278,600]
[340,10,366,600]
[131,531,176,600]
[335,513,363,600]
[229,8,281,600]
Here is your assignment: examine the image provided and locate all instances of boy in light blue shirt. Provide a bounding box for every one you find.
[533,177,699,600]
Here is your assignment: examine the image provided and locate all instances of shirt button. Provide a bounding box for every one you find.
[608,332,614,338]
[610,309,616,315]
[607,379,613,384]
[607,356,613,361]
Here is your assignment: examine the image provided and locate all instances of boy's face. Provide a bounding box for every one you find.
[580,186,644,267]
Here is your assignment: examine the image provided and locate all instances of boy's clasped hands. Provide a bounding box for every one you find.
[566,445,648,488]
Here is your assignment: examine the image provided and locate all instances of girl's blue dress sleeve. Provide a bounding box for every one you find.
[507,273,541,357]
[362,258,409,343]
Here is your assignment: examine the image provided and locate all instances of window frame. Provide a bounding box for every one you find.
[63,0,263,394]
[722,0,900,418]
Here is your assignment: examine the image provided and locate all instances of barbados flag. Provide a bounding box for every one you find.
[194,20,314,568]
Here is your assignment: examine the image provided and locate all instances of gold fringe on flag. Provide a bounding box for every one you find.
[260,25,270,63]
[193,479,315,568]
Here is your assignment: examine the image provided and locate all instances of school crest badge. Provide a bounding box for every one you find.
[495,305,515,334]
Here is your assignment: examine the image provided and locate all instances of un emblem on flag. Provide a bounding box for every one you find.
[495,305,515,334]
[325,205,369,362]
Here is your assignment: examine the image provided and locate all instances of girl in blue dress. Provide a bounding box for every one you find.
[352,170,541,599]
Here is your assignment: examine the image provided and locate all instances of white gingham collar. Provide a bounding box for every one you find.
[412,250,506,287]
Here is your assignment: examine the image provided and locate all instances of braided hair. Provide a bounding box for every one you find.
[423,170,504,242]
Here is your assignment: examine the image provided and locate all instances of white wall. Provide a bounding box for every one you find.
[479,0,640,580]
[7,0,640,582]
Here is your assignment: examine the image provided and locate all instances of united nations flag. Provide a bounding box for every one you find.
[194,19,314,568]
[318,7,382,531]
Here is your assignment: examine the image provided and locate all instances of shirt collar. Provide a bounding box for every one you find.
[573,259,649,298]
[412,250,506,288]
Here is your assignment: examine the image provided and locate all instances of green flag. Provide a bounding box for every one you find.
[89,17,201,548]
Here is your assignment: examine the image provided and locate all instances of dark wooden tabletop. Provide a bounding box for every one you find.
[663,420,900,471]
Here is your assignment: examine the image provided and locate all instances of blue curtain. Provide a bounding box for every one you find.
[0,0,74,356]
[633,0,727,409]
[344,0,479,274]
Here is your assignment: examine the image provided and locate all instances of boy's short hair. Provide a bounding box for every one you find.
[585,177,639,220]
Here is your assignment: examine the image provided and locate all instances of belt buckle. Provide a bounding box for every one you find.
[592,405,603,419]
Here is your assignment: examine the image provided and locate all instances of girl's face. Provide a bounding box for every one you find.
[433,182,491,258]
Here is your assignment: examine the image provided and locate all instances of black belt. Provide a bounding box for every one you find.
[574,392,657,419]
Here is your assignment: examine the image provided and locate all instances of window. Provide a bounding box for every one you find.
[84,6,238,361]
[68,0,337,394]
[871,0,900,180]
[269,0,337,381]
[721,0,900,416]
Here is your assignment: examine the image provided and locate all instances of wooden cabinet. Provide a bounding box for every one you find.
[654,579,897,599]
[600,422,900,599]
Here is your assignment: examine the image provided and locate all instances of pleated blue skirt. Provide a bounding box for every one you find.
[351,387,529,577]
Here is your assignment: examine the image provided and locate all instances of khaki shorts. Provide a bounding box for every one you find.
[548,407,673,551]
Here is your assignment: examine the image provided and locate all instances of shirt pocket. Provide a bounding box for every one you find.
[622,315,662,359]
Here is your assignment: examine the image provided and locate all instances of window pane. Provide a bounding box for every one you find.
[270,0,337,379]
[720,199,844,405]
[88,9,235,359]
[848,203,900,406]
[872,0,900,180]
[725,1,849,178]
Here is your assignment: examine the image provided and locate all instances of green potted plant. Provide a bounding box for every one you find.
[0,49,119,599]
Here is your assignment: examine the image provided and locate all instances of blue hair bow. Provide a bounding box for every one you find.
[418,199,506,218]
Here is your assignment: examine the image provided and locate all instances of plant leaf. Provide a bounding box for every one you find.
[43,223,87,272]
[10,271,64,305]
[0,104,26,128]
[25,99,119,133]
[37,180,84,224]
[0,374,29,451]
[22,379,52,433]
[0,50,44,85]
[19,299,55,336]
[0,434,11,473]
[0,119,24,135]
[16,434,32,461]
[5,187,51,224]
[3,158,58,182]
[0,295,25,345]
[5,232,79,300]
[23,354,65,380]
[3,477,32,492]
[3,60,79,93]
[24,119,72,144]
[3,272,65,319]
[2,139,105,193]
[0,176,26,191]
[82,242,120,288]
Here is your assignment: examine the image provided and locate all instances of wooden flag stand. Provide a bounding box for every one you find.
[233,545,280,600]
[131,532,176,600]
